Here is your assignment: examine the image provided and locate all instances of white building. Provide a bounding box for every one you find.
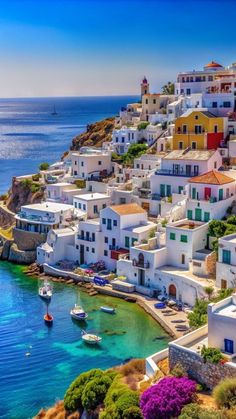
[37,227,77,266]
[46,182,81,204]
[71,147,112,180]
[216,233,236,290]
[73,193,110,219]
[75,203,156,271]
[111,126,140,154]
[186,171,235,222]
[175,61,236,116]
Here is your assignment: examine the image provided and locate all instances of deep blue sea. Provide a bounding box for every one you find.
[0,96,138,194]
[0,263,169,418]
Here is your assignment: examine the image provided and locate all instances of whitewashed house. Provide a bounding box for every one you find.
[111,126,140,154]
[216,233,236,289]
[186,171,235,222]
[75,203,156,271]
[46,182,81,204]
[73,193,110,219]
[71,148,112,180]
[37,227,77,265]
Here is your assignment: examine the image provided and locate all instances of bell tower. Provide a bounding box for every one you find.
[141,76,149,97]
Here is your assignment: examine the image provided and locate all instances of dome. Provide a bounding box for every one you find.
[142,76,148,84]
[204,61,223,69]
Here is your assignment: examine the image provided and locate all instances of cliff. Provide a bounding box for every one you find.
[70,117,115,150]
[7,176,44,214]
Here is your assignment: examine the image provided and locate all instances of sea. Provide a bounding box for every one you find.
[0,96,139,194]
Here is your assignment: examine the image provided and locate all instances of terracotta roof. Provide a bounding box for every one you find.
[110,203,146,215]
[205,61,223,68]
[189,170,235,185]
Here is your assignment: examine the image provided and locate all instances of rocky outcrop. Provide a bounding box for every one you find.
[7,176,44,214]
[13,228,47,251]
[71,117,115,151]
[8,243,36,264]
[35,401,80,419]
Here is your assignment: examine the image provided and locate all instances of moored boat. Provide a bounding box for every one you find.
[39,282,53,300]
[44,313,54,325]
[70,304,88,321]
[81,330,102,345]
[100,306,116,314]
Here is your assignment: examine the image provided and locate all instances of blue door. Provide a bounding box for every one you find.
[224,339,234,354]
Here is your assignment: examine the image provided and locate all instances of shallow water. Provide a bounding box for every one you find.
[0,262,169,418]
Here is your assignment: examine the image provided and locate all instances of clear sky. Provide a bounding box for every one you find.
[0,0,235,97]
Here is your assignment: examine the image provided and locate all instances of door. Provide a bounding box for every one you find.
[186,165,191,176]
[80,245,84,265]
[181,254,185,265]
[160,184,165,197]
[138,269,145,286]
[219,189,223,201]
[169,284,177,297]
[204,187,211,200]
[195,208,202,221]
[221,279,227,289]
[224,339,234,354]
[192,187,196,199]
[166,185,171,197]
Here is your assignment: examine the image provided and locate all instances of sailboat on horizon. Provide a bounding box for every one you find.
[51,105,58,116]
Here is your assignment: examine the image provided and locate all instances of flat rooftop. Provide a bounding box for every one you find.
[21,202,74,213]
[220,233,236,243]
[163,149,216,161]
[168,219,206,230]
[74,193,109,201]
[156,265,216,287]
[214,303,236,318]
[123,221,156,234]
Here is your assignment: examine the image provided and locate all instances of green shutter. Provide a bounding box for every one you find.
[204,212,210,222]
[160,184,165,197]
[180,235,188,243]
[125,236,130,248]
[178,186,184,194]
[187,210,193,220]
[170,232,176,240]
[219,189,223,201]
[192,187,196,199]
[195,208,202,221]
[166,185,172,197]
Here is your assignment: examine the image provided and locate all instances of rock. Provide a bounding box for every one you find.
[8,243,36,264]
[1,239,14,260]
[71,117,115,151]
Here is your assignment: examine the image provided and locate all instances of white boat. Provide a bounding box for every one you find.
[100,306,116,314]
[70,304,88,321]
[38,282,52,300]
[81,330,102,345]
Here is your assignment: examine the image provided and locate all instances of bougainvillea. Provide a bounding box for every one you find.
[140,376,196,419]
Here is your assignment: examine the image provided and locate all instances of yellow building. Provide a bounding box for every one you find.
[172,110,225,150]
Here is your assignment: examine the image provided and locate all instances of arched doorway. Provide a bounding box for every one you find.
[169,284,177,298]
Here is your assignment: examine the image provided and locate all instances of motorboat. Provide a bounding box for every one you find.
[100,306,116,314]
[39,282,53,300]
[70,304,88,321]
[81,330,102,345]
[44,312,53,325]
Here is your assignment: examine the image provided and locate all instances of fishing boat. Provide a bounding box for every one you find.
[70,304,88,321]
[100,306,116,314]
[81,330,102,345]
[39,281,52,300]
[51,105,58,115]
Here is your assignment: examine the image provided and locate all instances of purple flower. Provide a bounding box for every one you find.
[140,376,196,419]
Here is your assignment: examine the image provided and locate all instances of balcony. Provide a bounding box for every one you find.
[77,235,95,242]
[155,169,198,177]
[132,259,150,269]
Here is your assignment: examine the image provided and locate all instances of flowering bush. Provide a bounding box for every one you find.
[140,376,196,419]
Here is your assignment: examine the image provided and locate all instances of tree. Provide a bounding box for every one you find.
[204,286,214,299]
[81,373,114,412]
[39,162,49,171]
[140,376,196,419]
[213,378,236,409]
[161,82,174,95]
[179,403,221,419]
[188,299,208,329]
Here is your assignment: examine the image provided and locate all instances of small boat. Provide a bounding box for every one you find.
[70,304,88,321]
[154,302,166,309]
[51,105,58,116]
[124,297,136,303]
[100,306,116,314]
[39,282,52,300]
[44,313,53,325]
[81,330,102,345]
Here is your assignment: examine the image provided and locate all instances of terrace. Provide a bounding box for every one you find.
[155,169,198,177]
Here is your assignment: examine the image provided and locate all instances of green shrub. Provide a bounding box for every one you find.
[32,173,41,181]
[74,179,86,189]
[179,403,221,419]
[137,122,149,131]
[204,286,214,299]
[201,345,223,364]
[20,178,32,188]
[226,215,236,225]
[39,162,49,171]
[171,362,186,378]
[30,183,41,193]
[115,390,140,417]
[81,372,114,412]
[188,299,208,329]
[148,228,156,239]
[213,378,236,409]
[121,144,148,165]
[123,405,143,418]
[64,368,103,412]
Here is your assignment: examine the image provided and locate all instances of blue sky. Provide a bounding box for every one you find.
[0,0,235,97]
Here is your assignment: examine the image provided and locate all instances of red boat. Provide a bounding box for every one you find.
[44,307,53,325]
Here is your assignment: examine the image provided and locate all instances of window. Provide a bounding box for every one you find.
[92,248,95,253]
[181,254,185,264]
[83,204,86,210]
[74,202,77,208]
[178,186,184,194]
[76,245,79,249]
[104,250,108,256]
[81,161,84,166]
[113,220,117,226]
[160,184,165,197]
[74,170,77,176]
[170,232,176,240]
[153,99,156,104]
[131,238,136,246]
[192,142,197,150]
[214,125,218,133]
[182,125,187,134]
[221,279,227,289]
[166,185,171,196]
[82,172,84,178]
[145,99,148,105]
[204,212,210,222]
[186,88,191,95]
[74,161,77,165]
[223,101,231,108]
[86,246,89,251]
[104,236,108,243]
[214,161,217,169]
[222,249,231,264]
[180,235,188,243]
[107,219,112,230]
[78,203,81,209]
[92,233,95,241]
[192,187,196,199]
[125,236,130,248]
[212,102,217,108]
[179,141,183,150]
[193,165,199,175]
[219,189,223,201]
[102,218,106,224]
[98,160,102,165]
[187,210,193,220]
[208,75,213,81]
[195,115,199,120]
[94,205,98,214]
[195,125,202,134]
[102,204,106,209]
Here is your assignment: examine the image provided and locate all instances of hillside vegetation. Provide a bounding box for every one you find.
[71,117,115,150]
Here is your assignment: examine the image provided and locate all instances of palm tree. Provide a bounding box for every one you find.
[162,81,175,95]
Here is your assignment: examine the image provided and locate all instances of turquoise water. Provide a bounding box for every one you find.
[0,262,169,418]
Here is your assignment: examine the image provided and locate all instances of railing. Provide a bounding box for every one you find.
[132,259,150,269]
[155,169,198,177]
[17,212,56,223]
[77,235,95,242]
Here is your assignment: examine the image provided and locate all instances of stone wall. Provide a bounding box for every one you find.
[13,228,47,251]
[206,251,217,277]
[169,344,236,389]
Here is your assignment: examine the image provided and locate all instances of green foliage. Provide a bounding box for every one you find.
[39,162,49,171]
[161,218,167,227]
[204,286,214,299]
[137,122,150,131]
[201,345,223,364]
[111,152,122,161]
[121,144,148,166]
[30,183,41,193]
[208,220,228,238]
[161,81,175,95]
[226,215,236,225]
[64,368,104,412]
[213,378,236,409]
[20,178,32,189]
[171,362,186,378]
[81,372,115,412]
[74,179,86,189]
[0,194,8,201]
[188,299,208,329]
[148,228,156,239]
[213,288,233,302]
[179,403,221,419]
[115,391,140,416]
[32,173,41,181]
[122,405,143,418]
